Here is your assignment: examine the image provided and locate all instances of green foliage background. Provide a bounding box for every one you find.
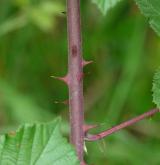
[0,0,160,164]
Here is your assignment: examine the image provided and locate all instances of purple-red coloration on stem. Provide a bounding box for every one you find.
[67,0,84,162]
[72,45,78,57]
[85,109,159,141]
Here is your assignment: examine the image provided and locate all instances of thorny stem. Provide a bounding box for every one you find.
[66,0,84,162]
[65,0,159,164]
[85,109,160,141]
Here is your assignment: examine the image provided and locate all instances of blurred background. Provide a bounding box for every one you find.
[0,0,160,164]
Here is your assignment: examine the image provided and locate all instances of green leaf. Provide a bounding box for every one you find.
[135,0,160,36]
[152,69,160,108]
[0,119,79,165]
[92,0,121,15]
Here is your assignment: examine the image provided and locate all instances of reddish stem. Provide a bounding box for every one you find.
[67,0,84,162]
[85,109,159,141]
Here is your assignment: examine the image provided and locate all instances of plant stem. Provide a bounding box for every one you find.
[85,108,159,141]
[66,0,84,162]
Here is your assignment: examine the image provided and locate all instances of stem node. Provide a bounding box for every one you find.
[85,108,159,141]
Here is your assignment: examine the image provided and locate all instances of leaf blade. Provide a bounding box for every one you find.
[0,119,79,165]
[135,0,160,36]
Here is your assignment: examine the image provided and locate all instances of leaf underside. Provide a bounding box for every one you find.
[134,0,160,36]
[0,119,79,165]
[92,0,121,15]
[93,0,160,36]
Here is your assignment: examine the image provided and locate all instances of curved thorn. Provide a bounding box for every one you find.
[54,99,69,105]
[62,99,69,105]
[82,60,93,67]
[83,124,98,134]
[51,74,70,85]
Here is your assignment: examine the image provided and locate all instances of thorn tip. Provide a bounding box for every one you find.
[54,99,69,105]
[83,124,98,133]
[51,74,69,85]
[82,60,93,67]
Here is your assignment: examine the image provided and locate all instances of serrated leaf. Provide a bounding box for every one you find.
[135,0,160,36]
[0,119,79,165]
[92,0,121,15]
[152,69,160,108]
